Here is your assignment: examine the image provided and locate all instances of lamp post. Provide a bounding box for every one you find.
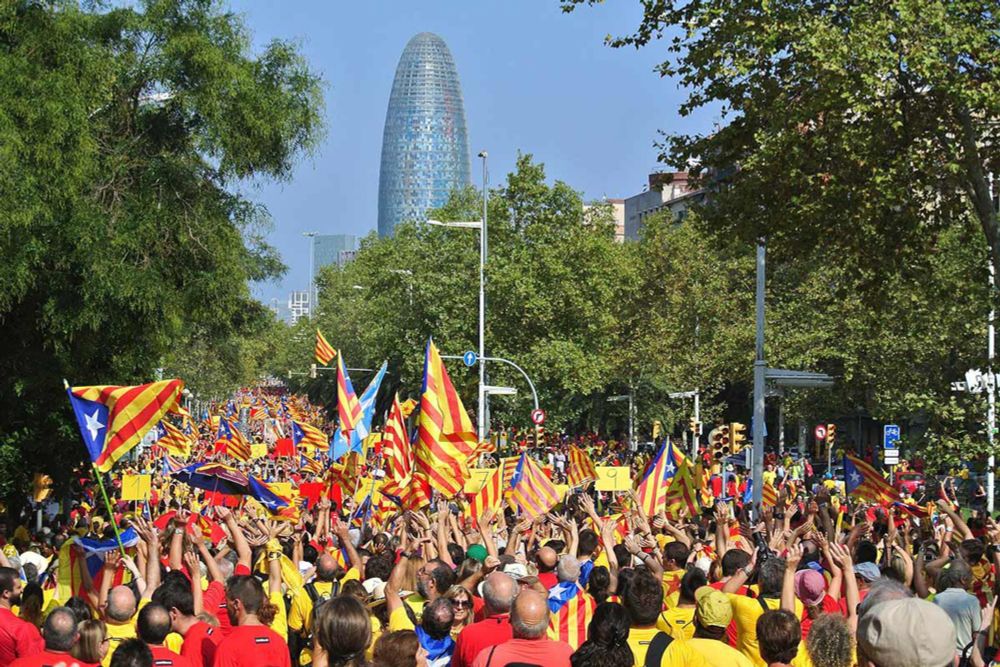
[427,150,489,440]
[303,231,318,316]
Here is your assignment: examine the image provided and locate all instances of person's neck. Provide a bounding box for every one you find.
[0,600,11,611]
[43,648,69,655]
[174,615,200,636]
[240,613,263,627]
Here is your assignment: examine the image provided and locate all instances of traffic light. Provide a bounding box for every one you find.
[730,422,747,454]
[652,420,662,441]
[689,417,699,434]
[827,423,836,451]
[709,424,731,461]
[309,363,317,379]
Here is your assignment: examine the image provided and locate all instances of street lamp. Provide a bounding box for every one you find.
[303,231,318,315]
[426,150,489,440]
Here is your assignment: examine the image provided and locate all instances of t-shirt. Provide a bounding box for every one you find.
[149,645,193,667]
[288,580,337,633]
[626,626,709,667]
[453,615,513,667]
[688,638,756,667]
[728,594,804,667]
[180,621,220,667]
[661,569,684,608]
[799,594,842,638]
[537,572,558,590]
[0,607,43,667]
[657,606,696,640]
[9,650,94,667]
[471,637,572,667]
[215,624,290,667]
[103,619,138,667]
[388,595,427,631]
[708,580,749,647]
[934,587,981,651]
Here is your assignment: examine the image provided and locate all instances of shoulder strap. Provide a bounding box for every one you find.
[644,631,674,667]
[401,599,419,627]
[330,579,340,597]
[304,583,319,603]
[485,645,498,667]
[758,595,772,613]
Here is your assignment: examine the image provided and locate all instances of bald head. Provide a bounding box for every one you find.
[511,590,549,639]
[316,553,338,582]
[536,547,557,573]
[107,585,137,622]
[482,572,517,615]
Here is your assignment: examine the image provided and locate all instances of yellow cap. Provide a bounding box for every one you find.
[695,586,733,628]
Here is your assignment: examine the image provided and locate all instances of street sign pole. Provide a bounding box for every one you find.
[989,256,996,513]
[692,389,700,461]
[752,240,766,507]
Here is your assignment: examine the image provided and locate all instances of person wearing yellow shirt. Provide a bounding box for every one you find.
[623,569,708,667]
[659,542,689,610]
[688,587,756,667]
[762,465,777,488]
[723,556,803,667]
[385,552,454,631]
[657,569,705,640]
[756,609,803,667]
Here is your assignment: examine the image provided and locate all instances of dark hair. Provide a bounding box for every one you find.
[421,597,454,640]
[721,549,750,577]
[578,530,599,557]
[136,604,172,645]
[623,569,663,626]
[446,543,465,565]
[151,580,195,617]
[42,607,78,652]
[571,602,634,667]
[613,544,630,568]
[960,538,986,564]
[757,610,801,664]
[758,558,786,598]
[854,540,878,565]
[109,638,153,667]
[314,596,371,667]
[663,542,689,566]
[226,575,264,615]
[679,567,708,605]
[372,630,420,667]
[426,559,456,595]
[303,544,318,564]
[0,567,18,596]
[365,553,394,582]
[65,596,93,625]
[587,566,611,604]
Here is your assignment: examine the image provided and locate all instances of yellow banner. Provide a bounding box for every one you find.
[121,474,151,501]
[464,468,495,494]
[250,443,267,459]
[269,482,293,499]
[595,466,631,491]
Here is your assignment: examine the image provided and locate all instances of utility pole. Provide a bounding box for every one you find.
[752,241,766,506]
[478,151,488,441]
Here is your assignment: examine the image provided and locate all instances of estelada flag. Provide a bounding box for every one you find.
[67,379,183,472]
[315,329,336,365]
[336,352,363,439]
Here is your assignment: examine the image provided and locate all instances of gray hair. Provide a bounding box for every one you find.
[106,586,136,623]
[936,559,972,591]
[42,607,78,652]
[511,599,549,639]
[556,555,580,583]
[857,577,913,620]
[482,573,517,614]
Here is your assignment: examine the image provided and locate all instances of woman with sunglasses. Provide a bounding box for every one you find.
[72,619,109,666]
[443,586,475,639]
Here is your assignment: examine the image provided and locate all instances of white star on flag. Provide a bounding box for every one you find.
[664,460,676,476]
[850,471,862,486]
[84,409,105,443]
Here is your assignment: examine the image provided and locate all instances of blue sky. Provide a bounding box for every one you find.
[229,1,713,303]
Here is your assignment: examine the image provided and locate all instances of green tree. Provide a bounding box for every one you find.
[0,0,323,497]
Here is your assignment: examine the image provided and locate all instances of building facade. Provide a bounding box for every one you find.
[377,32,471,237]
[287,290,311,324]
[313,234,360,270]
[623,172,706,240]
[583,198,626,243]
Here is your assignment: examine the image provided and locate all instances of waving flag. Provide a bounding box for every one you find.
[414,339,477,497]
[66,379,184,472]
[215,418,251,462]
[336,352,363,439]
[315,329,336,365]
[567,445,597,487]
[510,453,559,520]
[845,453,899,503]
[762,481,779,507]
[547,583,596,650]
[381,394,412,496]
[154,420,191,458]
[57,528,140,601]
[664,456,701,517]
[331,361,387,461]
[292,420,328,455]
[468,467,503,520]
[635,440,679,517]
[300,454,323,476]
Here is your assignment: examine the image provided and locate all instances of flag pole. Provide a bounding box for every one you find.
[92,464,127,556]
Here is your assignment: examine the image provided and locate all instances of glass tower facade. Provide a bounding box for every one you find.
[378,33,471,237]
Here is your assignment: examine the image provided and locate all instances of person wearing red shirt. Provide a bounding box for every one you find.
[453,573,516,667]
[534,547,559,590]
[151,576,219,667]
[0,567,43,667]
[215,576,289,667]
[471,590,572,667]
[137,604,192,667]
[9,607,90,667]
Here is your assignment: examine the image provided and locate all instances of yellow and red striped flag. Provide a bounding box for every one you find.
[400,472,433,511]
[845,453,899,503]
[67,379,184,472]
[315,329,336,365]
[291,420,327,454]
[567,445,597,487]
[664,457,701,518]
[510,453,559,520]
[336,352,363,439]
[414,339,477,497]
[157,420,191,458]
[215,418,251,462]
[382,394,411,488]
[635,441,680,517]
[300,454,323,476]
[547,585,596,650]
[762,482,779,507]
[468,467,503,520]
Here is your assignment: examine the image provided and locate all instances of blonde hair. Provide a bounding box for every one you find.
[72,619,107,664]
[443,585,474,628]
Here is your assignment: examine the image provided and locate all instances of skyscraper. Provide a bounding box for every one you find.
[378,32,471,237]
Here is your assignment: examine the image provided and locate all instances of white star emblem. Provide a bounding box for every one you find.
[84,409,105,443]
[850,471,862,486]
[664,461,677,476]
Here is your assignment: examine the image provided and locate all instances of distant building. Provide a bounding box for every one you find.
[267,298,291,324]
[583,198,626,243]
[287,290,311,324]
[314,234,360,270]
[624,172,706,240]
[377,33,472,237]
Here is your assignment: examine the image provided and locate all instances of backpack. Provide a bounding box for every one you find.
[644,631,674,667]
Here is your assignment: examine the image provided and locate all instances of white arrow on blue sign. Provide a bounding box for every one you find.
[462,351,478,367]
[883,424,900,450]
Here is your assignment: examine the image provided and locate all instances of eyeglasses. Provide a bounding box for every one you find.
[101,637,110,644]
[453,600,472,609]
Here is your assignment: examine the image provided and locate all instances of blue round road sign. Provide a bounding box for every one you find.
[463,351,478,367]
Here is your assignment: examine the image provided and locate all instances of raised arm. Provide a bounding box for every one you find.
[936,500,974,541]
[781,544,803,613]
[183,551,204,616]
[830,543,859,632]
[216,507,251,570]
[332,516,364,579]
[436,501,455,569]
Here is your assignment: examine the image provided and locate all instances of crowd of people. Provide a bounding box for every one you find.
[5,391,997,667]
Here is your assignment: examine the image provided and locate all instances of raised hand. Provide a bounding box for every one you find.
[785,543,804,570]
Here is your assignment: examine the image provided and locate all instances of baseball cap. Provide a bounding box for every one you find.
[853,562,881,582]
[467,544,488,563]
[857,598,955,667]
[695,586,733,628]
[794,569,827,607]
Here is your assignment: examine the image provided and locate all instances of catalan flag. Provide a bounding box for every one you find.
[66,379,184,472]
[315,329,336,365]
[468,467,503,521]
[400,472,433,511]
[292,420,328,455]
[300,454,323,476]
[546,583,596,650]
[57,529,140,601]
[382,394,412,489]
[154,419,191,458]
[664,456,701,517]
[215,418,251,462]
[509,453,559,520]
[336,352,363,439]
[634,440,679,517]
[844,453,899,503]
[414,339,477,497]
[567,445,597,487]
[762,482,779,508]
